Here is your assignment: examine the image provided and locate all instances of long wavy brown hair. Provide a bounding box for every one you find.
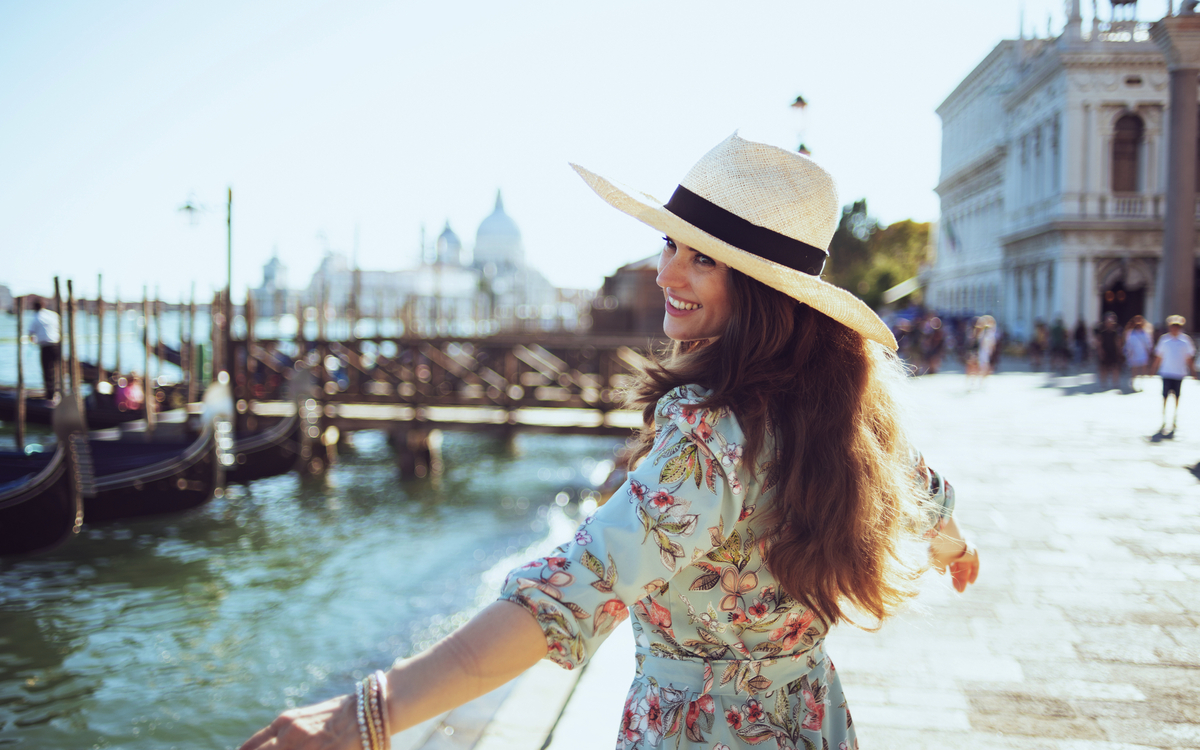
[626,269,929,628]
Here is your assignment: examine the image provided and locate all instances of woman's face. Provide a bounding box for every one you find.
[656,237,733,342]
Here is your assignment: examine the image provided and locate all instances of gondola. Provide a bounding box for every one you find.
[0,390,142,430]
[83,384,233,523]
[226,411,305,484]
[84,421,220,523]
[0,401,88,556]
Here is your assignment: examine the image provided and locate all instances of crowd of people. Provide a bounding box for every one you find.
[891,308,1196,434]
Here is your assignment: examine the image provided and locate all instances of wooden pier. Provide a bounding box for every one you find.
[229,334,659,477]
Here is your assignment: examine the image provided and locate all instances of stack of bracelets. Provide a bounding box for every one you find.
[354,669,392,750]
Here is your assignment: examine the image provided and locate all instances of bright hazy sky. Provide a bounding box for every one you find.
[0,0,1174,302]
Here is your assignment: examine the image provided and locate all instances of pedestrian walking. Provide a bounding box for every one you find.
[27,297,61,402]
[967,315,997,389]
[1029,320,1047,371]
[240,135,980,750]
[1097,312,1123,389]
[1151,314,1195,436]
[1122,315,1153,391]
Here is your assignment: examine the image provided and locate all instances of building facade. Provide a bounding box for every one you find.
[924,1,1200,340]
[253,191,588,337]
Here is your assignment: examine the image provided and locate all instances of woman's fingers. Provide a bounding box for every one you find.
[239,721,278,750]
[239,694,358,750]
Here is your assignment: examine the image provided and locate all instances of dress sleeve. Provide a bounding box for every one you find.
[498,385,746,670]
[913,452,955,538]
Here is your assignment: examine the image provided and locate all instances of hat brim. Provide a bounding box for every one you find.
[571,163,898,350]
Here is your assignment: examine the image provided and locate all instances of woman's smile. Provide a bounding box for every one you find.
[656,237,731,341]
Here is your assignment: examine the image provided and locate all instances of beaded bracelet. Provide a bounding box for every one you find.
[354,679,372,750]
[353,671,392,750]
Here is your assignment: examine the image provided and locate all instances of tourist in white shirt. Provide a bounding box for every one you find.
[27,297,62,401]
[1151,314,1195,436]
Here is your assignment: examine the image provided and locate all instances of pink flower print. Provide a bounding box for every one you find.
[713,745,732,750]
[642,687,664,744]
[633,597,672,630]
[800,683,825,731]
[743,698,764,723]
[748,600,768,620]
[574,529,593,545]
[545,557,570,573]
[727,607,749,626]
[628,480,648,503]
[724,706,744,729]
[738,503,755,521]
[619,701,643,746]
[721,443,742,466]
[695,417,713,442]
[648,490,675,511]
[681,406,698,424]
[759,586,775,603]
[769,610,815,651]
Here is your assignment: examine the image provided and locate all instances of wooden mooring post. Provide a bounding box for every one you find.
[14,296,25,454]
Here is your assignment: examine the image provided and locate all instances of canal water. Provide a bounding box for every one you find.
[0,421,623,748]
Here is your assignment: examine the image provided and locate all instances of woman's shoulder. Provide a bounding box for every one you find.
[651,385,745,463]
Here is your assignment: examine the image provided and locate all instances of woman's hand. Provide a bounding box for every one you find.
[239,693,359,750]
[929,517,980,593]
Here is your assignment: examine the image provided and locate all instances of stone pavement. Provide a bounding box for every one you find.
[413,367,1200,749]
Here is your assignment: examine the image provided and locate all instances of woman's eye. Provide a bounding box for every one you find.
[662,236,677,251]
[695,253,715,266]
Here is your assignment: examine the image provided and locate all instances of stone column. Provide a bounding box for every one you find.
[1082,256,1100,328]
[1004,264,1019,330]
[1151,13,1200,323]
[1059,256,1081,324]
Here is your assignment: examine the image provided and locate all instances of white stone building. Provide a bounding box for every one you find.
[286,191,577,337]
[923,0,1200,341]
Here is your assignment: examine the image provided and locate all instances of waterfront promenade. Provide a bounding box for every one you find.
[402,365,1200,749]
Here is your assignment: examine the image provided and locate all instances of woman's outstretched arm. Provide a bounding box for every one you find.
[239,600,547,750]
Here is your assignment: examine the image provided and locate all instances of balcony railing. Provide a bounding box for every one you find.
[1095,192,1164,219]
[1083,21,1152,43]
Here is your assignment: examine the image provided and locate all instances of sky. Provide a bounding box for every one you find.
[0,0,1176,302]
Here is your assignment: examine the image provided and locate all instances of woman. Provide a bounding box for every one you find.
[241,134,980,750]
[1123,315,1152,391]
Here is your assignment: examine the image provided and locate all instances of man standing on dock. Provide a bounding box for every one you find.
[28,297,61,402]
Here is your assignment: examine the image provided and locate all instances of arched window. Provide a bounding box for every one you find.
[1111,113,1144,193]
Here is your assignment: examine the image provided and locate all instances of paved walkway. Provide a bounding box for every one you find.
[413,368,1200,749]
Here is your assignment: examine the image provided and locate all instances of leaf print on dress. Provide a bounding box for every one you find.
[636,494,700,572]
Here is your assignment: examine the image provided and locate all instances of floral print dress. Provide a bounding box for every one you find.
[500,385,954,750]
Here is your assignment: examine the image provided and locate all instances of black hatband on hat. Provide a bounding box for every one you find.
[662,185,828,276]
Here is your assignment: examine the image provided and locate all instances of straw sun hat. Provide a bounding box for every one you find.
[571,132,897,349]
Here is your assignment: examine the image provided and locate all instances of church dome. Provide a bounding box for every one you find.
[473,190,524,269]
[436,220,466,265]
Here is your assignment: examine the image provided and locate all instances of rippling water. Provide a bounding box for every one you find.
[0,426,620,749]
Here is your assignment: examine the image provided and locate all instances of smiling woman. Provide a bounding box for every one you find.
[243,134,979,750]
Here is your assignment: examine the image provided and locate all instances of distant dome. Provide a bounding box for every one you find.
[474,190,524,269]
[436,220,465,265]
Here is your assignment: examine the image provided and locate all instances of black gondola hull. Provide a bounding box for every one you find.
[0,446,82,556]
[85,426,220,523]
[227,414,303,484]
[0,391,142,429]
